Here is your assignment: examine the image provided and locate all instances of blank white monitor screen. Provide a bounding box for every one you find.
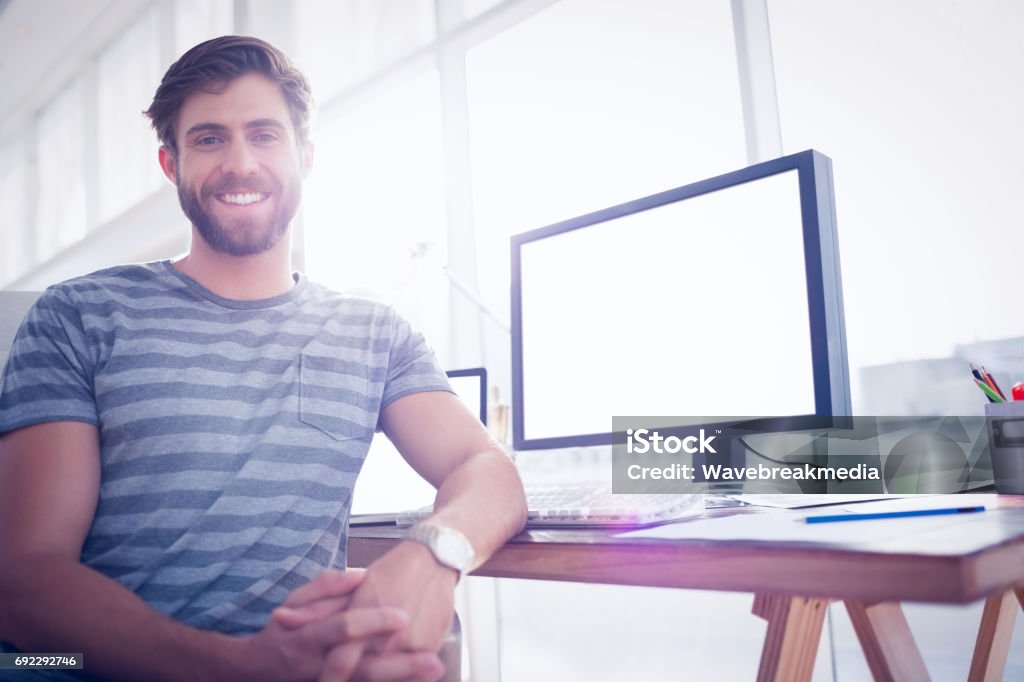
[517,168,819,445]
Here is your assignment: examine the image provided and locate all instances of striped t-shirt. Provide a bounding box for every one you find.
[0,261,450,635]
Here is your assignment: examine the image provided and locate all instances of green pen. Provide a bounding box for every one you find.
[975,378,1005,402]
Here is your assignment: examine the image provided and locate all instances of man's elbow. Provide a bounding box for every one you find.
[490,446,528,534]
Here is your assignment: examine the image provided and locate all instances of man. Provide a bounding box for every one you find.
[0,35,526,681]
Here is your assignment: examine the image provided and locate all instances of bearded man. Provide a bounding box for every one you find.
[0,35,526,682]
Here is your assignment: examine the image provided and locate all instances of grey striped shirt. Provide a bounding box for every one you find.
[0,261,450,638]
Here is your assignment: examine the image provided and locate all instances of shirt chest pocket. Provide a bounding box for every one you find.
[298,352,378,442]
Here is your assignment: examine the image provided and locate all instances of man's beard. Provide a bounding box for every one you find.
[177,172,299,257]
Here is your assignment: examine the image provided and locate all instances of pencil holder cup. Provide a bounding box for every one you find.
[985,402,1024,495]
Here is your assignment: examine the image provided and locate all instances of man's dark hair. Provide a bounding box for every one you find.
[144,35,314,156]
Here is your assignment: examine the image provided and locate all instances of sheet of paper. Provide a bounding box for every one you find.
[616,502,1006,547]
[731,493,913,509]
[832,493,999,513]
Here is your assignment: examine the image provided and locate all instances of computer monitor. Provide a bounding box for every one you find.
[510,149,850,451]
[446,368,488,425]
[350,368,488,517]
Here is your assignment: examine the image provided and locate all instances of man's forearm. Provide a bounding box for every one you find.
[341,446,525,653]
[426,446,527,567]
[0,554,251,682]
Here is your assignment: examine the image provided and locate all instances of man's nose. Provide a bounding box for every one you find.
[221,141,260,176]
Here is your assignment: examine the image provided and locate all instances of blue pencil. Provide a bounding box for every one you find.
[804,506,985,524]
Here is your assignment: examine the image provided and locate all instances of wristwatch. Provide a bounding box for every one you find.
[404,522,475,581]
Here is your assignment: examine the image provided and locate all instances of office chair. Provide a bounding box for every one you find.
[0,291,42,368]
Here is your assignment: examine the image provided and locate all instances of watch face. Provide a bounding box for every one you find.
[407,523,475,574]
[435,529,474,570]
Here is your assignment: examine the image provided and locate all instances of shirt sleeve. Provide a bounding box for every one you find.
[379,309,452,410]
[0,287,98,434]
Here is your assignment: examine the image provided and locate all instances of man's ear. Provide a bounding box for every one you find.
[301,141,314,179]
[158,145,178,185]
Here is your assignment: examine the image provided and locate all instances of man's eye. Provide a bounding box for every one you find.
[196,136,222,146]
[253,133,278,143]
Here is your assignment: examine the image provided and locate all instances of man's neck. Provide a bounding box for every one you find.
[173,234,296,301]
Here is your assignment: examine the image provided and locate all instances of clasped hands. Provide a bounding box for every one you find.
[253,542,458,682]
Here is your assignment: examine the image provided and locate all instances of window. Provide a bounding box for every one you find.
[96,5,164,224]
[174,0,234,57]
[466,0,747,329]
[455,0,507,22]
[302,70,450,355]
[295,0,436,100]
[35,77,88,261]
[0,139,29,284]
[769,0,1024,414]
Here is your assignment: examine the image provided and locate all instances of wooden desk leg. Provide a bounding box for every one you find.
[968,590,1019,682]
[752,594,828,682]
[844,601,929,682]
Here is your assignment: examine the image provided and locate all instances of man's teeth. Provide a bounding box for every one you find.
[221,193,266,205]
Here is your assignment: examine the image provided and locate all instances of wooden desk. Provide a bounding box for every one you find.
[348,504,1024,682]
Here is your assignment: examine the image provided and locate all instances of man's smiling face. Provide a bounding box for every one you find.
[161,72,312,257]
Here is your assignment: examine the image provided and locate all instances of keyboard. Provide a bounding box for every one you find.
[395,484,703,528]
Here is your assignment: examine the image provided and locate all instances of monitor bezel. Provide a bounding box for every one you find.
[510,149,851,451]
[446,367,488,425]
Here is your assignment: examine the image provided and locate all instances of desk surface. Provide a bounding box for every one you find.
[347,505,1024,605]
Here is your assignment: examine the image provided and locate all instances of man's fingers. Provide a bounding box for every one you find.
[354,651,445,682]
[272,595,350,630]
[317,642,364,682]
[307,607,409,649]
[283,569,366,608]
